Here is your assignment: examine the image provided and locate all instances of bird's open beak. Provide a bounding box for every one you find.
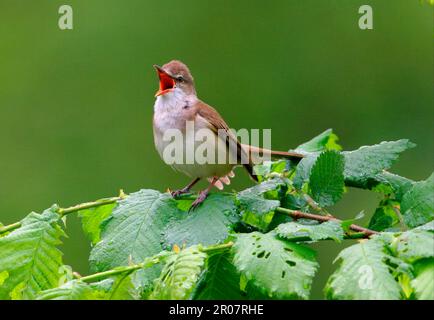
[154,65,176,97]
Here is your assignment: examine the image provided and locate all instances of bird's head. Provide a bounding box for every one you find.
[153,60,196,97]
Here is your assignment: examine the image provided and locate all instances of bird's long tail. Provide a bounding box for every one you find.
[210,145,304,189]
[241,144,304,164]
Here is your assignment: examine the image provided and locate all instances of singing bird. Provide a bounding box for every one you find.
[152,60,304,209]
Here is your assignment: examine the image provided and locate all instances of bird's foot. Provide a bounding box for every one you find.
[188,190,209,212]
[170,188,191,198]
[170,178,201,199]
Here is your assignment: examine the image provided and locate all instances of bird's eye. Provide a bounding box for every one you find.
[177,76,185,83]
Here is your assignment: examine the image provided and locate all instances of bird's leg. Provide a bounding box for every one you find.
[189,176,219,211]
[171,177,201,198]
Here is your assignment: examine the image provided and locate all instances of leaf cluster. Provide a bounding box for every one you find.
[0,129,432,300]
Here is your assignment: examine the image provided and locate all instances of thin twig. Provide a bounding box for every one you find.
[275,207,378,236]
[79,242,234,283]
[0,222,21,235]
[79,251,171,283]
[283,232,368,242]
[0,191,377,238]
[303,193,331,215]
[57,196,124,216]
[0,194,126,235]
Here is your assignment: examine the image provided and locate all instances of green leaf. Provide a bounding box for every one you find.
[373,172,415,200]
[343,139,415,187]
[95,275,139,300]
[293,153,319,189]
[237,179,284,231]
[89,190,182,291]
[394,230,434,263]
[0,207,65,300]
[150,245,206,300]
[78,201,117,245]
[340,171,414,199]
[368,199,401,232]
[309,150,345,207]
[325,132,342,151]
[325,239,401,300]
[295,129,342,152]
[281,193,309,211]
[193,250,245,300]
[36,280,106,300]
[414,220,434,232]
[164,193,240,248]
[233,232,318,299]
[194,249,271,300]
[0,271,9,286]
[276,221,344,242]
[411,258,434,300]
[253,160,288,182]
[401,173,434,228]
[341,211,365,232]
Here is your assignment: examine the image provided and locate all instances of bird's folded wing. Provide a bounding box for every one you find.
[194,100,257,181]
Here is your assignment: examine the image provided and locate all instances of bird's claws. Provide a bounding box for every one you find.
[188,192,208,212]
[170,188,190,198]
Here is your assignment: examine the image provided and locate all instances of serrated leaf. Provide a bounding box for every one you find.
[150,245,206,300]
[95,275,138,300]
[414,220,434,232]
[401,173,434,228]
[0,207,65,300]
[78,201,117,245]
[368,199,401,232]
[281,193,309,211]
[373,172,415,200]
[411,258,434,300]
[36,280,106,300]
[309,150,345,207]
[293,153,319,189]
[341,171,415,199]
[253,160,288,182]
[108,275,138,300]
[295,129,342,152]
[164,193,240,248]
[237,179,284,231]
[325,239,401,300]
[394,230,434,263]
[193,250,245,300]
[343,139,415,187]
[276,221,344,242]
[89,190,183,291]
[233,232,318,299]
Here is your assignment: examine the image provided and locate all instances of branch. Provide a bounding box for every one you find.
[79,251,171,283]
[57,195,125,216]
[275,207,378,236]
[177,194,378,237]
[0,193,126,235]
[0,221,21,235]
[0,191,378,238]
[78,242,234,283]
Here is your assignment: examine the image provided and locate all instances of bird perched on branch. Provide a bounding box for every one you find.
[152,60,303,210]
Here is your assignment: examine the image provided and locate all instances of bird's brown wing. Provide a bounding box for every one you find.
[194,100,258,181]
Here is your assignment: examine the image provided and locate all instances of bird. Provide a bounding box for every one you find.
[152,60,304,210]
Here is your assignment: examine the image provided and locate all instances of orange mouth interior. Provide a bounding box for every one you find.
[155,70,175,97]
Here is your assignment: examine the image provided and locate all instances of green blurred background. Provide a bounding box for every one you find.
[0,0,432,299]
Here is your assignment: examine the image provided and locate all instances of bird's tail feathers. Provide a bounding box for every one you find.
[242,144,304,164]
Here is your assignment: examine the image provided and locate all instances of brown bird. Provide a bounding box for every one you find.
[152,60,303,209]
